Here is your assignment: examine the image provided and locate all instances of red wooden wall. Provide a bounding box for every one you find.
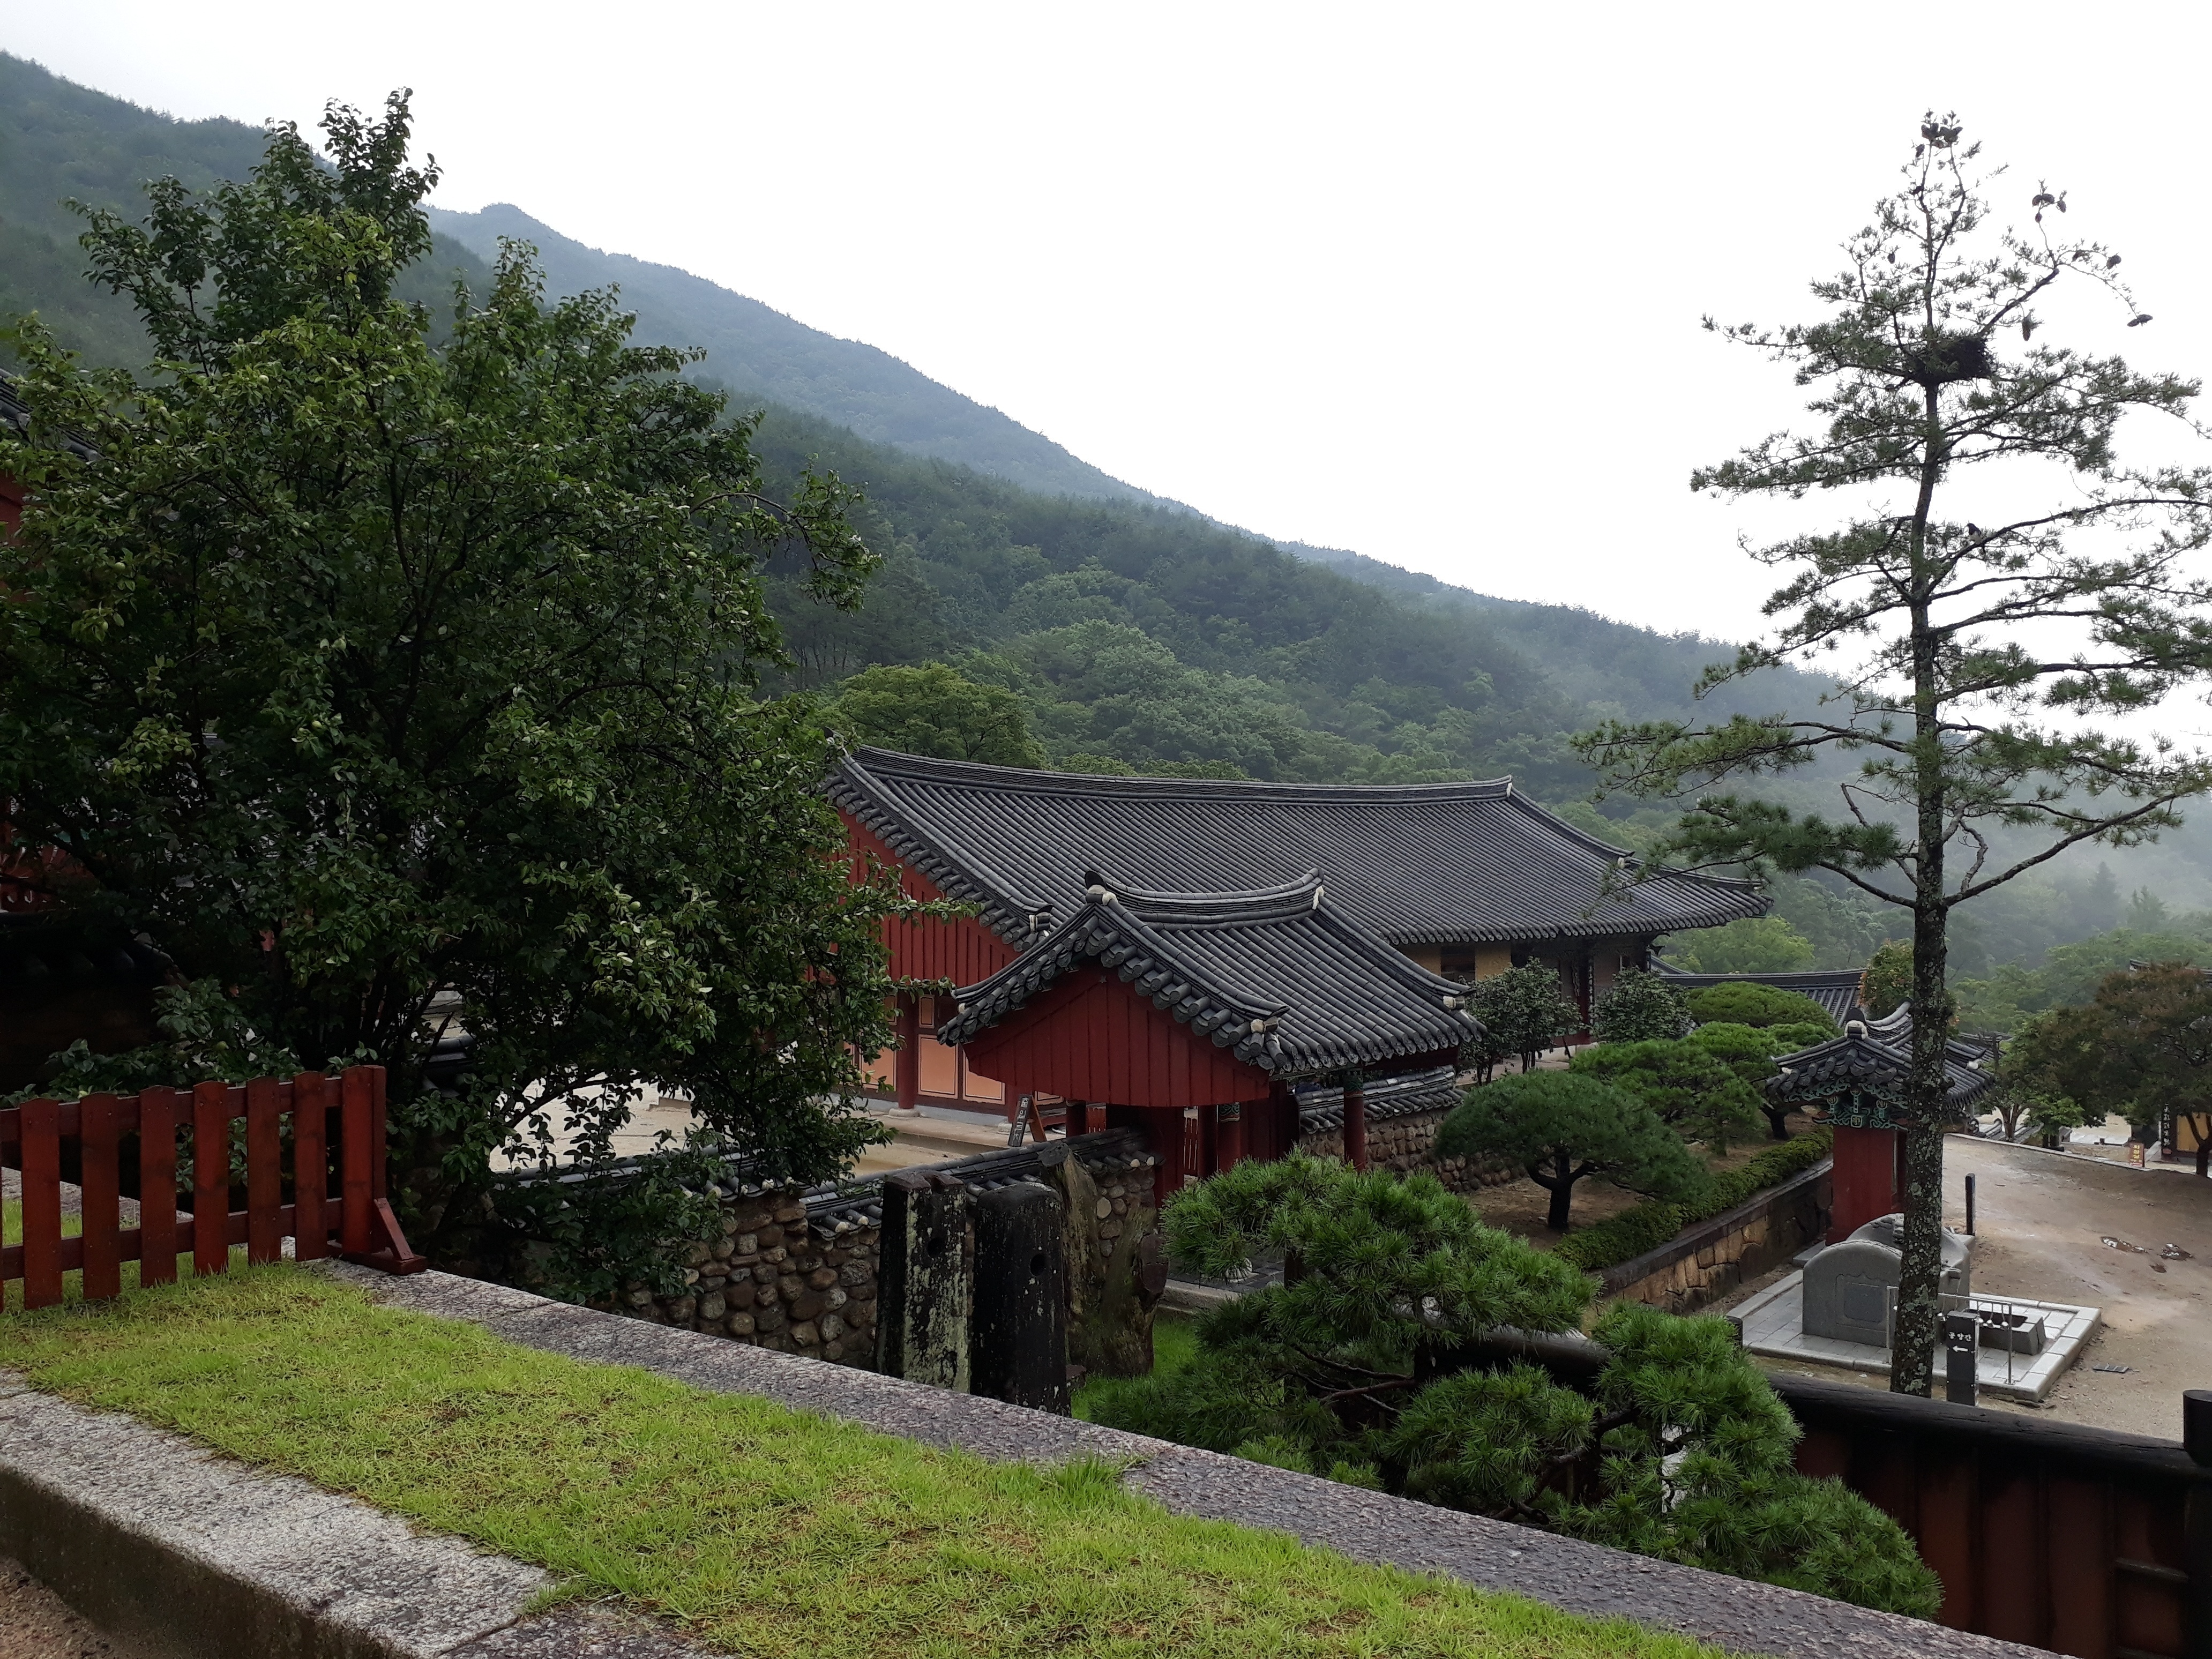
[962,965,1272,1108]
[843,813,1018,987]
[0,470,21,537]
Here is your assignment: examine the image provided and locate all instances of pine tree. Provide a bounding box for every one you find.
[1577,116,2212,1394]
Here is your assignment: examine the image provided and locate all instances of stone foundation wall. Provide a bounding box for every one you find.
[621,1192,883,1366]
[1296,1105,1518,1194]
[1600,1160,1831,1314]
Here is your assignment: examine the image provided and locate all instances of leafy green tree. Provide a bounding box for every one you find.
[1682,982,1841,1032]
[1590,967,1691,1043]
[1983,1014,2097,1147]
[1462,961,1582,1073]
[1576,117,2212,1393]
[1671,915,1816,974]
[1570,1038,1764,1154]
[1439,1071,1702,1229]
[1095,1156,1938,1616]
[0,95,899,1292]
[828,662,1045,766]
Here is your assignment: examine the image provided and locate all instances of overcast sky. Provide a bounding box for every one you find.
[10,2,2212,646]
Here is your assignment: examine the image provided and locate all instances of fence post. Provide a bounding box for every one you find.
[137,1088,178,1287]
[340,1066,373,1257]
[191,1081,229,1278]
[245,1078,282,1266]
[79,1093,121,1302]
[19,1098,62,1310]
[293,1072,327,1261]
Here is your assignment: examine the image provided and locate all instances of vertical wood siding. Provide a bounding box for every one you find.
[962,967,1272,1108]
[843,813,1020,987]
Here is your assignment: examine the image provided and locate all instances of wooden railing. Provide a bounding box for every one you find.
[0,1065,425,1308]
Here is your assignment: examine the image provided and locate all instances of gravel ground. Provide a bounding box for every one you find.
[0,1560,170,1659]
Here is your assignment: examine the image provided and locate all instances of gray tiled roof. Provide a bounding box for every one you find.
[1651,963,1867,1025]
[935,872,1478,1080]
[830,749,1766,948]
[1766,1016,1993,1112]
[1294,1065,1462,1132]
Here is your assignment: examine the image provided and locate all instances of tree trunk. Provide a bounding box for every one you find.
[1892,372,1952,1399]
[1545,1152,1575,1231]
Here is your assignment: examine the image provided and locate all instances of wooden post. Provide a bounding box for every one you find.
[1216,1101,1244,1172]
[2184,1389,2211,1659]
[79,1093,121,1302]
[293,1072,328,1261]
[191,1081,230,1278]
[19,1097,62,1310]
[893,992,922,1114]
[1829,1122,1903,1243]
[138,1088,178,1287]
[1342,1073,1370,1173]
[340,1066,373,1256]
[1199,1101,1219,1177]
[245,1077,282,1265]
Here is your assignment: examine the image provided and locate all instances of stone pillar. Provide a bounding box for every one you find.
[970,1182,1070,1413]
[892,993,922,1115]
[1342,1074,1369,1172]
[1216,1101,1244,1172]
[876,1168,972,1389]
[1829,1123,1903,1243]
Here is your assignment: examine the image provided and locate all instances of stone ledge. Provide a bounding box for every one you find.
[328,1264,2041,1659]
[0,1376,705,1659]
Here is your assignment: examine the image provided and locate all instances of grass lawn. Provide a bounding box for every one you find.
[1073,1312,1198,1423]
[0,1266,1729,1659]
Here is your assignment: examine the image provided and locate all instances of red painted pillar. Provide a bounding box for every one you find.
[1146,1107,1184,1210]
[893,992,921,1114]
[1217,1101,1245,1172]
[1199,1102,1219,1177]
[1828,1124,1903,1242]
[1342,1075,1370,1172]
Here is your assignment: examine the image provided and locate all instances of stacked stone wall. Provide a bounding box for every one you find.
[1296,1104,1517,1194]
[622,1193,881,1367]
[615,1141,1161,1374]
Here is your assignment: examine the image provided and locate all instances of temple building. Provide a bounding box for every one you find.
[831,748,1767,1183]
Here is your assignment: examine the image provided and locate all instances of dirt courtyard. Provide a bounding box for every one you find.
[1729,1137,2211,1441]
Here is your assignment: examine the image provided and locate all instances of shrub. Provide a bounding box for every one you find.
[1463,962,1583,1075]
[1683,983,1841,1032]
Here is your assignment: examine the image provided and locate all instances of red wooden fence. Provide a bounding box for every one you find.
[0,1065,425,1309]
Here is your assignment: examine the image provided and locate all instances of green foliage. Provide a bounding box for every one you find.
[1684,1022,1807,1139]
[827,662,1045,766]
[1682,983,1840,1033]
[1551,1129,1835,1274]
[2034,963,2212,1174]
[1440,1072,1703,1230]
[1984,1014,2099,1147]
[1569,1040,1764,1155]
[1669,916,1815,975]
[1101,1160,1933,1616]
[1463,962,1583,1077]
[1590,968,1692,1044]
[0,97,899,1286]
